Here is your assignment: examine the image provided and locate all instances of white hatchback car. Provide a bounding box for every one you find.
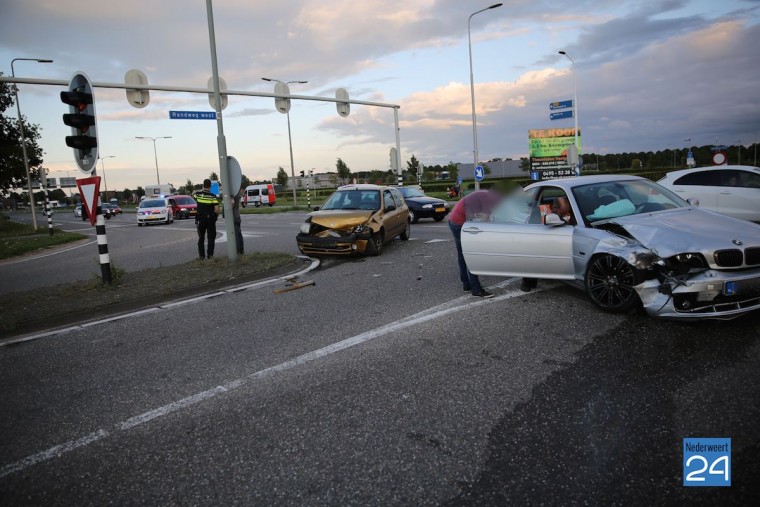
[137,197,174,226]
[658,165,760,222]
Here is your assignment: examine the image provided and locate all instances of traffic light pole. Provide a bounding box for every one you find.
[206,0,236,261]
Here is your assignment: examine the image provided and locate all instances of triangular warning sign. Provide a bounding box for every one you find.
[76,176,101,226]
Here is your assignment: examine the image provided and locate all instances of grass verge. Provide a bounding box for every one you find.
[0,213,87,260]
[0,252,301,339]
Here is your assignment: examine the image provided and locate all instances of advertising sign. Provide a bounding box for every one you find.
[529,128,581,180]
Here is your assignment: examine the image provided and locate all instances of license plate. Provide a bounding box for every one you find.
[724,278,760,295]
[435,207,445,212]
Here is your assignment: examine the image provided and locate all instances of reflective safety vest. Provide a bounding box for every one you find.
[194,191,220,221]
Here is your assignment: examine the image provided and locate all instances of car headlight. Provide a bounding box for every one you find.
[300,222,311,234]
[422,204,433,209]
[352,224,368,233]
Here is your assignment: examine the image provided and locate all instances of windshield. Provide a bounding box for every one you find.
[140,199,166,208]
[571,179,688,223]
[321,190,381,211]
[400,188,425,198]
[175,197,196,205]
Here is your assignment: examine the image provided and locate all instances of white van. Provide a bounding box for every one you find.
[243,184,276,207]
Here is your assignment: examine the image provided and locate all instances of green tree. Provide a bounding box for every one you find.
[276,166,288,187]
[122,188,134,203]
[209,172,219,182]
[406,155,420,177]
[0,73,45,196]
[520,157,531,172]
[336,157,351,183]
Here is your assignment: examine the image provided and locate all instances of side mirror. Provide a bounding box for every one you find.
[313,206,320,211]
[544,213,565,226]
[385,204,396,212]
[687,198,700,207]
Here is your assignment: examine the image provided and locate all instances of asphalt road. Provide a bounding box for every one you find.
[1,210,759,504]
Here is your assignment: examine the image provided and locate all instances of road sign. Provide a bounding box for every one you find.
[227,156,242,194]
[336,88,350,117]
[208,76,228,111]
[125,69,149,108]
[550,110,573,121]
[169,111,217,120]
[76,176,101,226]
[474,165,485,182]
[457,176,463,185]
[274,81,290,114]
[550,100,573,110]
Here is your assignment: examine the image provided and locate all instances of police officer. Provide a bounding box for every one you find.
[194,178,220,259]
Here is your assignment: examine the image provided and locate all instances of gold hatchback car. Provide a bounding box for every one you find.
[297,184,410,256]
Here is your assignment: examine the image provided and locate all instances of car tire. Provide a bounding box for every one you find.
[138,223,143,227]
[369,230,384,256]
[408,209,418,223]
[584,254,641,313]
[434,215,445,222]
[400,221,410,241]
[268,203,274,207]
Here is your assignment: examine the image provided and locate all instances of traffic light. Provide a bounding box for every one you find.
[300,170,305,177]
[61,72,98,173]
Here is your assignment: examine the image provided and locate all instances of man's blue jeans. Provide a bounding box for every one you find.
[448,221,482,295]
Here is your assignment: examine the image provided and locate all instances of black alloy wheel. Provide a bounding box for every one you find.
[584,254,641,313]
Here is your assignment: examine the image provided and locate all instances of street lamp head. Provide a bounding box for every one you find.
[37,59,53,63]
[488,3,503,8]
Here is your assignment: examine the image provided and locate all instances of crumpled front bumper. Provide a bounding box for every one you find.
[296,232,371,256]
[637,266,760,320]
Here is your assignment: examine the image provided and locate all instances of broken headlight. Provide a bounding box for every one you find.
[665,252,708,274]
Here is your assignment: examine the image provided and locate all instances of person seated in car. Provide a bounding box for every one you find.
[523,196,576,292]
[549,195,576,225]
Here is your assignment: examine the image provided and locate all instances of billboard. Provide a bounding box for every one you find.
[529,128,581,180]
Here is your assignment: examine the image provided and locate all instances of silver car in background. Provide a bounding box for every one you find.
[461,175,760,320]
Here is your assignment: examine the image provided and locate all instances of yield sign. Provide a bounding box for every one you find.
[76,176,101,226]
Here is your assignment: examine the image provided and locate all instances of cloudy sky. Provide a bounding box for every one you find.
[1,0,759,191]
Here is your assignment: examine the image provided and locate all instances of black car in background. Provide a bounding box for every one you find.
[398,186,450,223]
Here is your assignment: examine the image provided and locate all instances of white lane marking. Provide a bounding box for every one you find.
[425,239,449,243]
[0,277,544,477]
[0,429,109,479]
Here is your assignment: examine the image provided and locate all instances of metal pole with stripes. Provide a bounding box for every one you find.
[96,200,112,284]
[40,168,54,236]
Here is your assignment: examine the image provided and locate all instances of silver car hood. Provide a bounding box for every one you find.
[607,208,760,258]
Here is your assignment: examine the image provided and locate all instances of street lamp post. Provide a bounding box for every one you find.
[262,77,307,207]
[99,155,115,202]
[736,140,741,165]
[468,3,502,191]
[11,57,53,230]
[558,51,579,173]
[135,136,171,185]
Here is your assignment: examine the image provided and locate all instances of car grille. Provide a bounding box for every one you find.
[746,247,760,266]
[714,249,743,267]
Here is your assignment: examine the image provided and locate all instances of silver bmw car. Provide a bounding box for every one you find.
[461,175,760,320]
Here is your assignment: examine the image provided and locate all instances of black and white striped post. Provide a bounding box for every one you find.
[40,168,54,236]
[96,199,112,284]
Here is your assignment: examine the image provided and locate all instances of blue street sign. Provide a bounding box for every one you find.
[474,165,485,182]
[169,111,217,120]
[550,100,573,110]
[457,176,463,184]
[550,110,573,121]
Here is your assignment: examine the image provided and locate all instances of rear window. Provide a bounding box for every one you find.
[141,199,165,208]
